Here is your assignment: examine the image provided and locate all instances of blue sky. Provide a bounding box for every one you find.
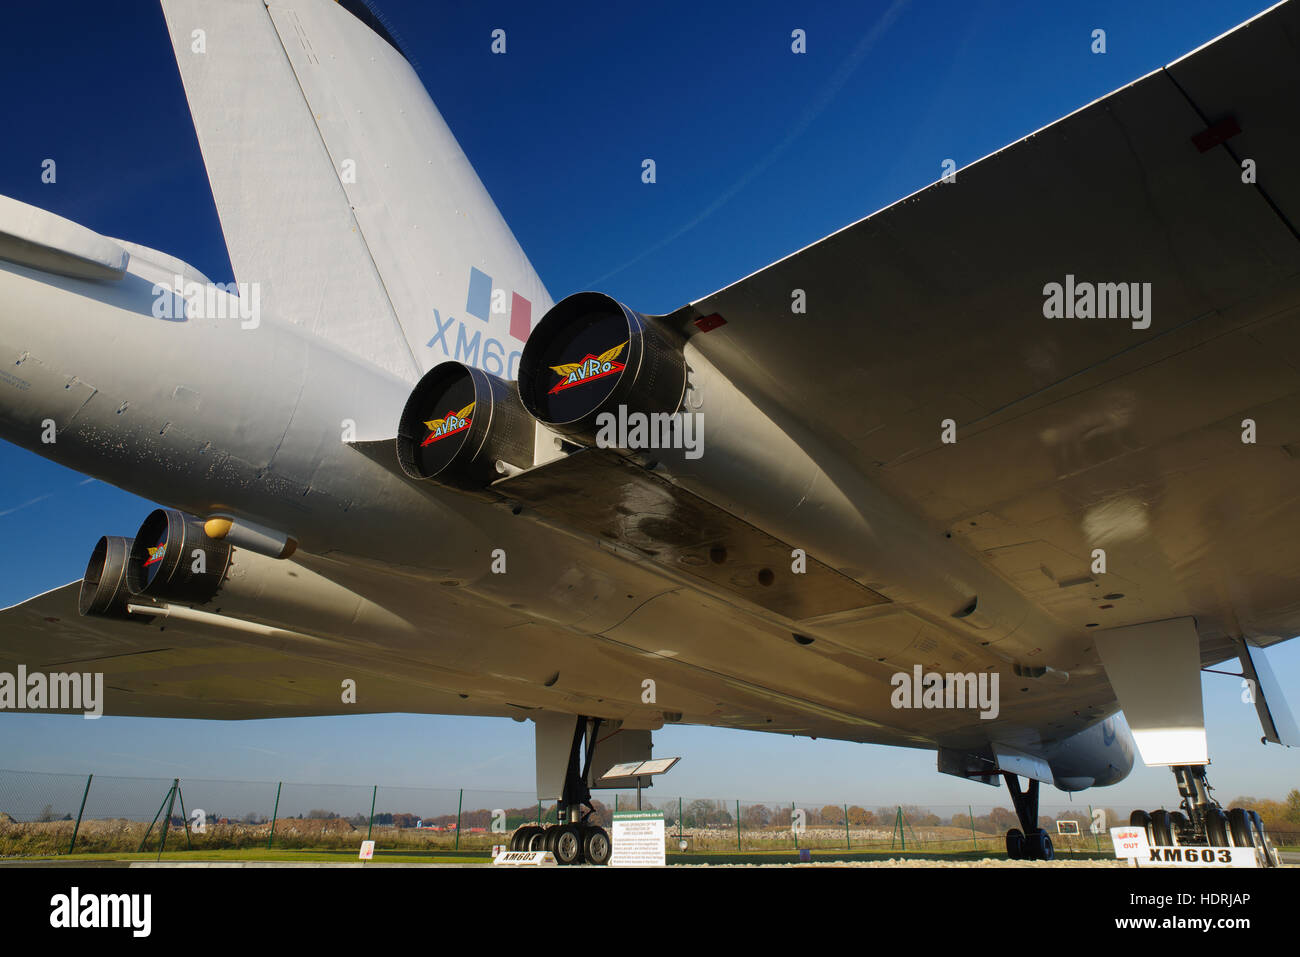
[1,0,1296,811]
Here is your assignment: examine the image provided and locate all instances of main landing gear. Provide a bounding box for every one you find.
[508,716,612,866]
[1002,773,1055,861]
[1129,764,1280,867]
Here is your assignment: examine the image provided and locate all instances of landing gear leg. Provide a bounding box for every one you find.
[550,716,611,865]
[1002,773,1053,861]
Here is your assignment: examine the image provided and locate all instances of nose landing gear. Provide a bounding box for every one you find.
[1002,773,1055,861]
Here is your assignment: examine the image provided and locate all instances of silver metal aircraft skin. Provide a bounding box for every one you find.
[2,0,1299,803]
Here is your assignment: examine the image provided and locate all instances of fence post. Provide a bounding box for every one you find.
[791,801,797,850]
[736,800,741,852]
[137,785,172,853]
[68,773,92,854]
[366,785,377,841]
[156,779,179,861]
[454,789,463,850]
[176,785,192,850]
[969,805,977,851]
[678,797,683,845]
[903,807,918,848]
[844,804,850,850]
[267,782,281,849]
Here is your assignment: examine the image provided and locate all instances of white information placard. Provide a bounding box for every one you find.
[609,810,665,867]
[1109,827,1259,867]
[492,850,557,866]
[1138,846,1258,868]
[358,840,375,860]
[1109,826,1149,859]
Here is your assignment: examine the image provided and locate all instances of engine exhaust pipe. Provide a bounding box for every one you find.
[78,535,157,622]
[395,360,535,493]
[517,292,687,447]
[125,508,232,604]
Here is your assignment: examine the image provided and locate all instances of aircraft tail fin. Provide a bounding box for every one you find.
[159,0,551,381]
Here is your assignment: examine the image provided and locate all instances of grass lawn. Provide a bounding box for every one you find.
[9,848,493,864]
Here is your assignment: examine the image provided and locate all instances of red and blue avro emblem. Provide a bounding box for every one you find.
[144,543,166,567]
[548,342,627,394]
[421,402,475,447]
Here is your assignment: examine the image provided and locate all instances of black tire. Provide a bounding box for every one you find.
[1034,829,1055,861]
[1005,828,1024,860]
[1205,807,1230,846]
[1261,837,1280,868]
[1149,810,1174,846]
[1247,810,1264,842]
[1227,808,1254,847]
[553,824,584,865]
[529,828,550,852]
[511,826,541,852]
[583,825,612,866]
[1129,809,1151,846]
[1169,811,1189,845]
[1248,811,1279,867]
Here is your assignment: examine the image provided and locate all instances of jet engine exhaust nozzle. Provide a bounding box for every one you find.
[517,292,687,447]
[78,535,157,622]
[125,508,233,605]
[395,360,534,492]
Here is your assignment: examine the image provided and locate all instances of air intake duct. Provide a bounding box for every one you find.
[517,292,687,446]
[395,361,535,492]
[125,508,232,604]
[78,536,157,622]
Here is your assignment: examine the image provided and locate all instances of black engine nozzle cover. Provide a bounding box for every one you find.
[517,292,687,445]
[395,361,534,491]
[79,535,155,622]
[125,508,232,605]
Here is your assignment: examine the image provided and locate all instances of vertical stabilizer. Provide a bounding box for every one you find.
[160,0,552,381]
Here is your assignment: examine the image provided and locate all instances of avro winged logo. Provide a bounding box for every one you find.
[421,402,475,447]
[548,343,627,394]
[144,544,166,567]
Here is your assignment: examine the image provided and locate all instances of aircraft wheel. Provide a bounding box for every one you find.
[529,828,550,852]
[1032,829,1054,861]
[1169,810,1189,844]
[583,825,612,866]
[1227,808,1254,848]
[1129,809,1151,845]
[1005,828,1024,860]
[542,826,562,853]
[1248,811,1279,867]
[1205,807,1230,846]
[1149,810,1174,846]
[1260,836,1280,869]
[512,826,541,852]
[553,824,584,865]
